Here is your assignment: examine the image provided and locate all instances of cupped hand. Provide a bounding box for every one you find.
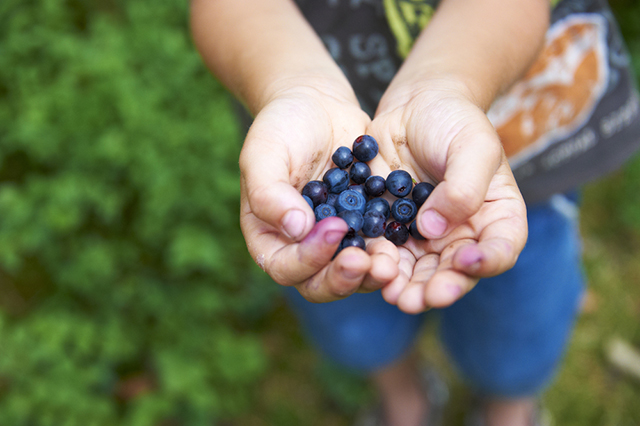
[239,83,401,302]
[366,79,528,313]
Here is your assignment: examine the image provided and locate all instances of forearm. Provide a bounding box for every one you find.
[382,0,550,111]
[190,0,355,115]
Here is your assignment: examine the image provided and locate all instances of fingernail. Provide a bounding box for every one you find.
[282,209,307,240]
[459,246,483,271]
[325,230,345,245]
[420,209,448,237]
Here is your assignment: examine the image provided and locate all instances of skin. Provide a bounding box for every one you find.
[190,0,547,311]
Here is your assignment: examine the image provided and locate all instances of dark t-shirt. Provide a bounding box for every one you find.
[295,0,640,203]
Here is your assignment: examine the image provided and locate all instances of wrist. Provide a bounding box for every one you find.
[254,72,360,115]
[376,76,478,116]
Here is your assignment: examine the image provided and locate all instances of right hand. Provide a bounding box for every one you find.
[239,81,401,303]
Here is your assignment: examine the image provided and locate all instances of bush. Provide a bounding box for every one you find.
[0,1,275,425]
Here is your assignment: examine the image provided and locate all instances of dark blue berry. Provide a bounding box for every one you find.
[335,189,367,214]
[332,146,354,169]
[386,170,413,198]
[365,198,390,220]
[338,210,364,233]
[364,175,386,197]
[349,162,371,184]
[412,182,435,207]
[391,198,418,224]
[348,184,368,201]
[362,210,386,238]
[302,180,328,207]
[352,135,379,162]
[384,221,410,246]
[409,221,426,240]
[326,193,339,207]
[340,234,366,251]
[323,167,350,194]
[303,195,314,210]
[314,203,337,222]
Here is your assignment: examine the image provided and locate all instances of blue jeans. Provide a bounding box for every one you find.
[284,194,584,397]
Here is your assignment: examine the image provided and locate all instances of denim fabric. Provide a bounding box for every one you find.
[284,194,584,397]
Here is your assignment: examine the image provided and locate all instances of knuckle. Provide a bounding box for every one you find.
[329,279,359,298]
[445,184,483,217]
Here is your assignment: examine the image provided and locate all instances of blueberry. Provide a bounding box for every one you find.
[326,193,339,207]
[409,221,426,240]
[332,146,354,169]
[303,195,314,210]
[384,221,410,246]
[412,182,435,207]
[338,209,364,233]
[386,170,413,198]
[391,198,418,224]
[362,210,386,238]
[349,162,371,184]
[348,184,368,201]
[365,198,390,220]
[314,203,337,222]
[340,234,366,251]
[335,189,367,214]
[364,175,386,197]
[323,167,350,194]
[352,135,379,162]
[302,180,328,207]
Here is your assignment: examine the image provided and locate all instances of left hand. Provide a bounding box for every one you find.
[365,79,528,313]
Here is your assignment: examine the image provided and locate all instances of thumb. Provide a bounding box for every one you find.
[240,142,317,242]
[417,130,503,239]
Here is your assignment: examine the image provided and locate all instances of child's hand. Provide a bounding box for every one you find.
[367,79,528,313]
[239,84,401,302]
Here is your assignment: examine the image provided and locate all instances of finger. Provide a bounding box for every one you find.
[359,239,401,292]
[423,268,479,308]
[420,239,481,308]
[239,138,317,242]
[395,253,440,314]
[295,245,372,303]
[264,217,349,286]
[452,211,528,277]
[418,126,503,239]
[380,248,416,305]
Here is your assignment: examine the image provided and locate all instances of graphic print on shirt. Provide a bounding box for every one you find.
[488,14,609,167]
[382,0,438,57]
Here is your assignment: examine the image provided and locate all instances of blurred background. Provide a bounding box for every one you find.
[0,1,639,425]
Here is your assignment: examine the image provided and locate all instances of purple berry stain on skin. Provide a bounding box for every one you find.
[301,217,348,253]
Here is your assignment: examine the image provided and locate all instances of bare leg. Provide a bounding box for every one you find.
[483,398,537,426]
[370,353,429,426]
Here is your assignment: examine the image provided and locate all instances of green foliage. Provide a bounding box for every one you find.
[0,0,276,425]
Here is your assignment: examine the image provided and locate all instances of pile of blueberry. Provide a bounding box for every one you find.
[301,135,435,254]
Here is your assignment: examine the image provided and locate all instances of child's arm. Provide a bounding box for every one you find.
[191,0,401,302]
[191,0,353,115]
[368,0,549,311]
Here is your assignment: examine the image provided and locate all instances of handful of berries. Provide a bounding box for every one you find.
[301,135,435,255]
